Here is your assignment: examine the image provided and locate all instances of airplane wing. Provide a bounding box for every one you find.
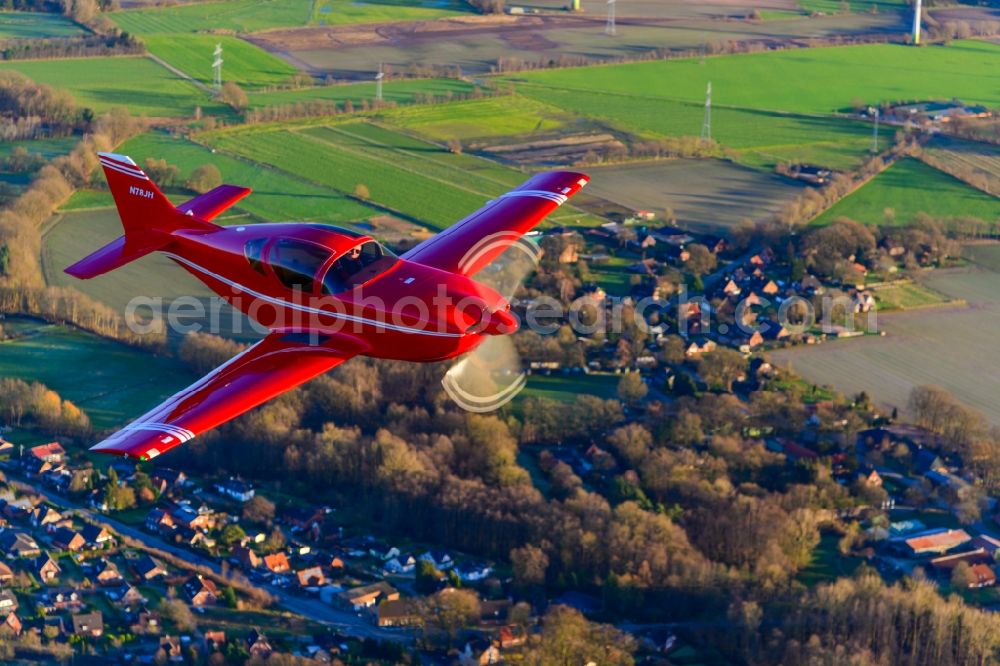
[176,184,252,221]
[91,332,366,460]
[402,171,588,277]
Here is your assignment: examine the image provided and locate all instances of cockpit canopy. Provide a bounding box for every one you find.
[244,236,397,295]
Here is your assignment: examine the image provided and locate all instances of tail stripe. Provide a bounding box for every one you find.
[100,160,150,181]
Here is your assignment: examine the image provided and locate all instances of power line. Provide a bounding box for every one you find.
[212,43,223,93]
[871,107,880,153]
[701,81,712,143]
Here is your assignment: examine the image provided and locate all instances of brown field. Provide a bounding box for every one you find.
[580,158,806,233]
[521,0,800,19]
[249,11,905,77]
[924,136,1000,195]
[483,133,626,165]
[769,267,1000,424]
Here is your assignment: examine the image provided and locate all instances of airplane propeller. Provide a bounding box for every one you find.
[441,237,541,413]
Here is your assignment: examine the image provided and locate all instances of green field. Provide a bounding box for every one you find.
[515,83,892,171]
[110,0,311,35]
[248,78,474,109]
[518,372,620,403]
[120,131,378,223]
[204,119,600,229]
[0,136,78,161]
[872,281,949,311]
[813,159,1000,226]
[144,34,298,89]
[0,10,85,39]
[0,56,229,118]
[380,95,572,142]
[310,0,469,25]
[0,317,195,429]
[798,0,905,14]
[507,41,1000,115]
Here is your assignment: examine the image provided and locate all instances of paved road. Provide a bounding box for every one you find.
[8,472,411,643]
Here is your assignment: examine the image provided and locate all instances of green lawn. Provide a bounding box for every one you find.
[310,0,470,25]
[0,136,78,161]
[872,282,949,310]
[506,41,1000,115]
[0,56,229,118]
[797,533,861,586]
[379,95,572,142]
[516,85,888,170]
[119,131,378,224]
[518,372,621,403]
[248,78,474,109]
[143,34,298,89]
[109,0,311,34]
[0,11,85,39]
[0,317,195,429]
[798,0,906,14]
[204,125,492,229]
[813,159,1000,226]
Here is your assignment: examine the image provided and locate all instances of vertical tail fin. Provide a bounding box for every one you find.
[64,153,220,280]
[97,152,216,237]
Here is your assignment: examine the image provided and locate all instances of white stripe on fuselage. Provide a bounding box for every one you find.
[162,252,463,338]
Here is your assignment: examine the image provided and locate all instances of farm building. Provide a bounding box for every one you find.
[902,529,971,556]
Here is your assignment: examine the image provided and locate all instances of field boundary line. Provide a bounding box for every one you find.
[146,52,213,94]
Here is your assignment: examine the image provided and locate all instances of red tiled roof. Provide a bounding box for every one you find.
[30,443,65,460]
[906,529,971,553]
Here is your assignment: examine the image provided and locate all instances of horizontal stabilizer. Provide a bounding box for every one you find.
[64,233,169,280]
[177,184,252,221]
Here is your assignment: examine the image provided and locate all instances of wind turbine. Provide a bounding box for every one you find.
[375,63,384,102]
[605,0,616,36]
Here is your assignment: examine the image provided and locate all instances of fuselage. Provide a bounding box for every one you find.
[164,223,511,362]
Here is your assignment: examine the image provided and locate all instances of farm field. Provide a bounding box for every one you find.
[769,268,1000,424]
[379,96,572,142]
[963,243,1000,272]
[255,11,903,78]
[924,136,1000,195]
[0,56,230,118]
[812,159,1000,226]
[42,209,261,341]
[248,78,474,109]
[798,0,905,14]
[143,35,298,89]
[109,0,311,35]
[0,317,196,429]
[515,85,889,170]
[507,41,1000,114]
[309,0,470,25]
[871,281,950,311]
[119,131,379,224]
[582,159,806,234]
[0,10,84,39]
[0,136,78,161]
[517,372,620,403]
[203,119,601,230]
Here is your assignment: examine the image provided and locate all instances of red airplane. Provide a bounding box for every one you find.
[66,152,588,461]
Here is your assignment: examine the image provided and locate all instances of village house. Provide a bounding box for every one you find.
[41,588,82,612]
[106,584,146,607]
[30,506,63,529]
[146,508,176,535]
[81,524,114,548]
[204,630,226,651]
[171,505,214,532]
[184,574,219,607]
[32,552,61,582]
[215,478,255,502]
[133,609,161,635]
[296,566,326,588]
[902,529,972,557]
[29,443,65,464]
[51,526,86,552]
[339,582,400,610]
[0,561,12,584]
[159,635,183,661]
[1,611,21,637]
[498,625,527,648]
[0,590,17,614]
[246,629,273,659]
[0,529,39,558]
[134,554,168,581]
[263,552,291,574]
[71,611,104,638]
[232,543,262,570]
[377,599,420,627]
[460,638,501,666]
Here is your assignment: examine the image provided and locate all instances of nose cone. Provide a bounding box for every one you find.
[481,308,518,336]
